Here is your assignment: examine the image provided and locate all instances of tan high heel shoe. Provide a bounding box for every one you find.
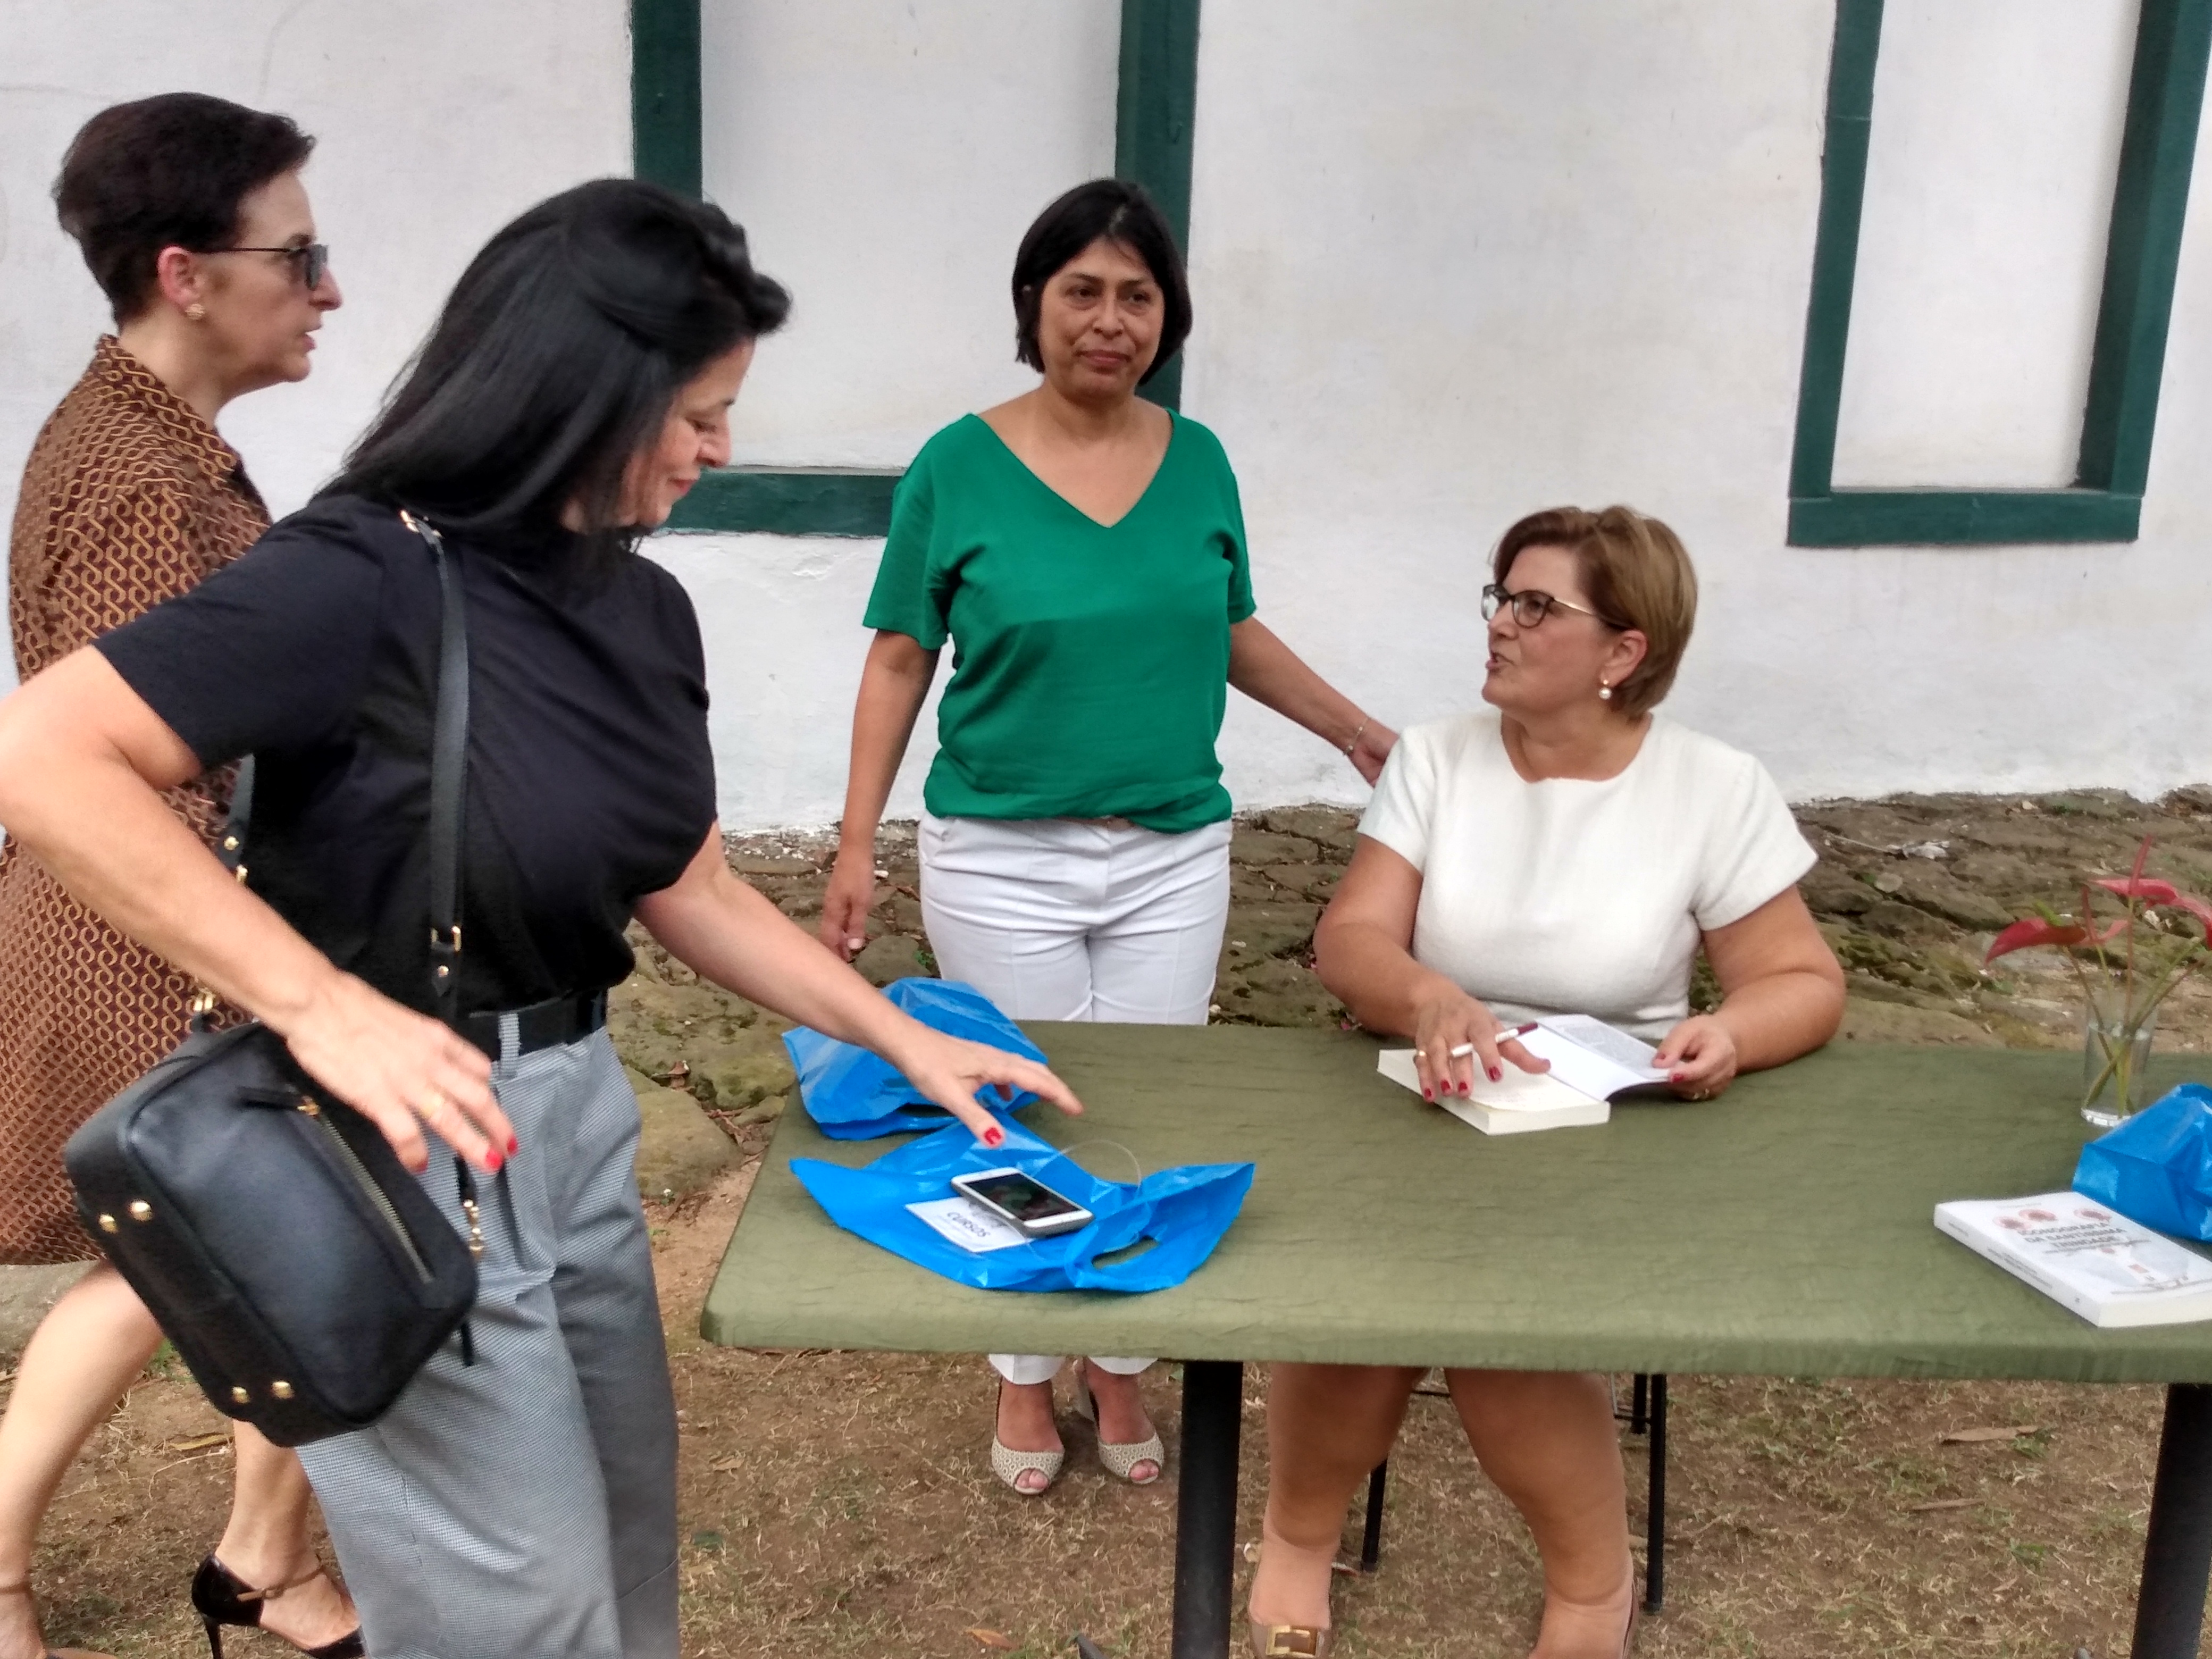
[0,1579,115,1659]
[989,1379,1063,1496]
[1247,1619,1332,1657]
[1073,1366,1164,1485]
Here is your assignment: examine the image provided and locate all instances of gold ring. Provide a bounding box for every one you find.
[417,1091,447,1119]
[1412,1049,1428,1060]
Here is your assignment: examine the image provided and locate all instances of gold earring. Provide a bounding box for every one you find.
[185,303,206,322]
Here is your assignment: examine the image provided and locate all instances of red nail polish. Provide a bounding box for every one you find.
[1488,1066,1502,1082]
[484,1149,504,1172]
[983,1126,1004,1148]
[507,1136,521,1155]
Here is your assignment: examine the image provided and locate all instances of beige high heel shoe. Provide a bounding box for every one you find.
[989,1379,1063,1496]
[0,1579,115,1659]
[1073,1367,1164,1485]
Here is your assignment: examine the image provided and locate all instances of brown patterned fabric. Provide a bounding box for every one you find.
[0,337,267,1262]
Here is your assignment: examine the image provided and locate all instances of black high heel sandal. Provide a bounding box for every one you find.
[188,1556,363,1659]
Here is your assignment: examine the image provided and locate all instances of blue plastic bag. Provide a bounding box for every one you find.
[791,1118,1255,1293]
[784,978,1048,1140]
[2072,1083,2212,1239]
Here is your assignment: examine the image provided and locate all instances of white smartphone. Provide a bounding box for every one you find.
[949,1168,1094,1237]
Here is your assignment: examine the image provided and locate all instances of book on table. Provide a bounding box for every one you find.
[1933,1192,2212,1328]
[1376,1013,1671,1135]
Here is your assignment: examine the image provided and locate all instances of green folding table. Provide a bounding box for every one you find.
[702,1026,2212,1658]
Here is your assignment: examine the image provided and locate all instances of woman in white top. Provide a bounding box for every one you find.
[1245,506,1844,1659]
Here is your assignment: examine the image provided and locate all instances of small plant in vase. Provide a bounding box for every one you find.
[1983,837,2212,1126]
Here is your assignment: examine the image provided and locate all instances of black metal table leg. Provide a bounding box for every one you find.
[1360,1460,1388,1572]
[1171,1360,1246,1659]
[2132,1382,2212,1659]
[1642,1374,1667,1614]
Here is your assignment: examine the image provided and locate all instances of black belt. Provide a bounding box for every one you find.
[460,990,608,1061]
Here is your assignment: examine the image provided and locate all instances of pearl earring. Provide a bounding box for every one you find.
[1598,682,1612,701]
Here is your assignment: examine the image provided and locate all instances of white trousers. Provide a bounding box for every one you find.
[918,812,1231,1384]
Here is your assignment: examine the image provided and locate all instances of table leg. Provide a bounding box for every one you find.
[1643,1375,1667,1614]
[1171,1360,1245,1659]
[2132,1382,2212,1659]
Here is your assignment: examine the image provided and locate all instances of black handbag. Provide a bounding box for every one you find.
[65,510,483,1447]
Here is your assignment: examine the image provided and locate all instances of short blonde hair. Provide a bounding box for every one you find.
[1492,505,1697,717]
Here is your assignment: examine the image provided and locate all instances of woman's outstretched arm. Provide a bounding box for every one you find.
[1228,618,1396,782]
[0,649,510,1170]
[640,827,1080,1141]
[818,630,939,960]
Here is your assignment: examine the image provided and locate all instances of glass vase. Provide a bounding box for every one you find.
[2082,994,2158,1129]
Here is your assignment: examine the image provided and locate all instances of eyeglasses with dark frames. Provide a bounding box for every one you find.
[1481,582,1624,630]
[196,242,331,291]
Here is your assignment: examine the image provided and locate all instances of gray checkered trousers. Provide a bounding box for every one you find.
[298,1023,678,1658]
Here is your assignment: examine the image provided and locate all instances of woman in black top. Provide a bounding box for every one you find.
[0,180,1077,1659]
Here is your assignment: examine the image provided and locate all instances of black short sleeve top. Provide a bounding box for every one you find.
[94,493,717,1015]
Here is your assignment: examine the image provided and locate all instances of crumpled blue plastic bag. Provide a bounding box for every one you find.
[2073,1083,2212,1239]
[791,1118,1255,1293]
[784,978,1048,1140]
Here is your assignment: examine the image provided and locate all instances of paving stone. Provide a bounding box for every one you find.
[854,934,934,986]
[629,1068,739,1201]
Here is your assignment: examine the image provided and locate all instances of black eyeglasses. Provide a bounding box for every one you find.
[1480,582,1623,630]
[198,242,330,290]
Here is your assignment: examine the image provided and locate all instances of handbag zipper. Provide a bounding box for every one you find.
[298,1099,434,1283]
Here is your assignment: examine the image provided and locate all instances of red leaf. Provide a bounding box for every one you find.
[2097,877,2181,904]
[1984,918,2091,963]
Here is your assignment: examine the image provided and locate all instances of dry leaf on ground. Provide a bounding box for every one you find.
[1940,1425,2045,1444]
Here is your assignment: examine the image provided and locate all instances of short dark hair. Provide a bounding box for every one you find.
[54,93,314,323]
[329,179,790,574]
[1494,505,1700,717]
[1011,179,1191,386]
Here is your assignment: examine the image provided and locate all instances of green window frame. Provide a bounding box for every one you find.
[1789,0,2211,547]
[630,0,1200,536]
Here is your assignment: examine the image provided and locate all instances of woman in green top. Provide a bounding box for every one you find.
[820,180,1394,1496]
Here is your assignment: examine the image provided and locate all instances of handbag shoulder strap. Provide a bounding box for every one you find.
[397,510,471,1028]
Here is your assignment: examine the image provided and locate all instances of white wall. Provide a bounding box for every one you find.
[0,0,631,668]
[6,0,2212,829]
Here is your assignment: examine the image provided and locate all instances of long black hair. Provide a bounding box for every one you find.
[331,179,789,571]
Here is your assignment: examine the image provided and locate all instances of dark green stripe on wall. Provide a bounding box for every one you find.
[631,0,701,198]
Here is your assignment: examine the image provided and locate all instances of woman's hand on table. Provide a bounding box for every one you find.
[1410,984,1546,1101]
[883,1026,1085,1145]
[817,851,877,961]
[275,970,512,1174]
[1347,719,1398,785]
[1654,1015,1739,1100]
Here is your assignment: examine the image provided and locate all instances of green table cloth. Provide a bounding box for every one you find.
[703,1025,2212,1381]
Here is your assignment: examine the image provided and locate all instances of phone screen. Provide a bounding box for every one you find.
[962,1172,1085,1224]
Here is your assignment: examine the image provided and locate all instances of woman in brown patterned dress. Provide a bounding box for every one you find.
[0,96,355,1659]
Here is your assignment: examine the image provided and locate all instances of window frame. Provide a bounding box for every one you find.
[630,0,1200,535]
[1787,0,2212,547]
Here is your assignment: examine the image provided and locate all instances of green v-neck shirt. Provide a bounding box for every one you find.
[864,411,1256,832]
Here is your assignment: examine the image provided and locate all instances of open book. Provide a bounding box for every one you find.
[1933,1192,2212,1328]
[1376,1014,1671,1136]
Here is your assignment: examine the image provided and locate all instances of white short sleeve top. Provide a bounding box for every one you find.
[1358,710,1816,1041]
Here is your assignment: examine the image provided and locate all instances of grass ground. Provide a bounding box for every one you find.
[20,790,2212,1657]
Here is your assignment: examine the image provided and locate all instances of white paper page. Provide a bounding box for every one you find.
[1377,1048,1597,1112]
[906,1196,1029,1253]
[1519,1016,1670,1099]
